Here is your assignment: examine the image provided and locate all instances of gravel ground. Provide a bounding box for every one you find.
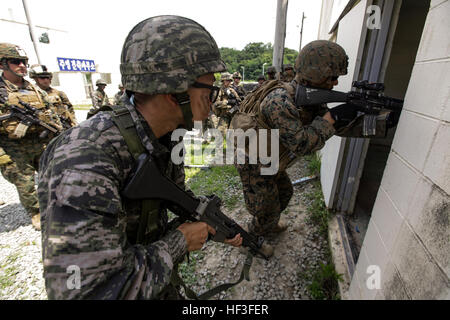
[0,173,47,300]
[179,159,330,300]
[0,112,332,300]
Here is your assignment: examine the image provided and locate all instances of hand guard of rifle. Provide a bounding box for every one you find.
[121,153,269,260]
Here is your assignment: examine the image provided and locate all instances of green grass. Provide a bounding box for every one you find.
[0,251,21,290]
[305,152,321,176]
[73,104,92,110]
[298,155,342,300]
[185,165,242,210]
[301,262,343,300]
[305,180,332,237]
[178,250,206,289]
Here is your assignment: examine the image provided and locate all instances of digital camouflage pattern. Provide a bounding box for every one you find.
[38,100,189,299]
[120,15,226,95]
[295,40,348,84]
[234,82,335,235]
[90,88,111,109]
[0,147,39,216]
[114,90,125,106]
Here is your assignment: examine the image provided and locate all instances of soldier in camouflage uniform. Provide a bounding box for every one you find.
[0,43,63,231]
[282,64,295,82]
[0,147,37,211]
[87,79,111,118]
[113,83,125,106]
[38,15,242,300]
[266,66,276,80]
[29,64,77,129]
[231,71,246,100]
[212,72,241,136]
[231,41,356,256]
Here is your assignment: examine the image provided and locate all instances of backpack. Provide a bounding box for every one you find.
[230,80,298,172]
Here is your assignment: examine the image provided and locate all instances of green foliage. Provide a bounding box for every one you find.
[219,42,298,81]
[185,165,242,210]
[178,251,206,288]
[305,152,322,176]
[305,181,331,237]
[304,262,343,300]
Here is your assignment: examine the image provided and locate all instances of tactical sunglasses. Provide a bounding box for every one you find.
[191,81,220,103]
[8,58,29,67]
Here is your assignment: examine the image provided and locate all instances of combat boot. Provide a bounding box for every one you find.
[268,219,288,234]
[31,213,41,231]
[238,223,275,258]
[238,241,274,258]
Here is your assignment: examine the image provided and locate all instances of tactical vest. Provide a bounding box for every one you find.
[0,80,56,137]
[108,105,163,245]
[230,80,300,173]
[108,105,253,300]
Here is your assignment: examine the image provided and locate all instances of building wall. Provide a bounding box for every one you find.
[349,0,450,299]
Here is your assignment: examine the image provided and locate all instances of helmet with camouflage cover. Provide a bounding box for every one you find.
[120,15,226,95]
[283,64,294,71]
[29,64,52,78]
[0,43,28,62]
[296,40,348,84]
[232,72,242,79]
[266,66,276,74]
[96,79,107,86]
[221,72,232,81]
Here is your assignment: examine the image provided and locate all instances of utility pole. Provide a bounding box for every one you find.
[299,12,306,52]
[22,0,42,64]
[272,0,288,79]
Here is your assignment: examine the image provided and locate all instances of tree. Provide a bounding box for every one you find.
[219,42,298,81]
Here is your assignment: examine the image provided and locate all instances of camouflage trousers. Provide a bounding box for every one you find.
[0,136,48,217]
[216,114,232,137]
[236,164,293,235]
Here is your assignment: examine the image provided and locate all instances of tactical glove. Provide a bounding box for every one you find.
[328,103,359,130]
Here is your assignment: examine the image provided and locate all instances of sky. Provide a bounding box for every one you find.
[1,0,322,77]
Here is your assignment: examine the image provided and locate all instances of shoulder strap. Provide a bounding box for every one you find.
[110,105,146,160]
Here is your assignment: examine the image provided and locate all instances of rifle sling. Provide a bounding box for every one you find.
[111,105,255,299]
[171,251,254,300]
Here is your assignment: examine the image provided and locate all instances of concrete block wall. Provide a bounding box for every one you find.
[349,0,450,299]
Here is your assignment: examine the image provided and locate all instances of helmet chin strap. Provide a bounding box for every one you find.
[1,61,25,78]
[173,92,194,131]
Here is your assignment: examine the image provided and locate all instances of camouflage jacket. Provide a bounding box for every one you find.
[91,89,111,109]
[45,87,77,128]
[231,83,246,100]
[114,91,125,106]
[38,101,188,299]
[0,76,63,139]
[213,85,241,111]
[259,82,335,161]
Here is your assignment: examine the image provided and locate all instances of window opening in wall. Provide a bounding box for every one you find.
[342,0,430,264]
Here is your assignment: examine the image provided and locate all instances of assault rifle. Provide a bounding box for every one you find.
[226,89,240,115]
[295,80,404,136]
[0,96,63,136]
[122,153,268,260]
